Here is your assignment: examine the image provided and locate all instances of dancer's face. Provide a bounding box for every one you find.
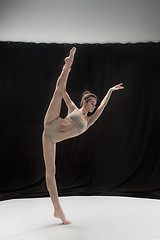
[84,97,97,113]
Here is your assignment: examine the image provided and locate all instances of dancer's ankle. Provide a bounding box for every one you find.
[54,205,62,211]
[63,64,71,71]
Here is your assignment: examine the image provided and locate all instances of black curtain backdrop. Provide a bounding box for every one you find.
[0,41,160,201]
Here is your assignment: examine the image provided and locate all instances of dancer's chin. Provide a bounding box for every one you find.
[89,109,94,113]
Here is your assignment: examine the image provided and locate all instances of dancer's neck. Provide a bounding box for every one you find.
[79,107,88,116]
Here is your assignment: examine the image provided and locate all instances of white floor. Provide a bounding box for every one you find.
[0,196,160,240]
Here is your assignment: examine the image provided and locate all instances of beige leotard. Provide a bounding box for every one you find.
[66,109,88,134]
[44,110,88,143]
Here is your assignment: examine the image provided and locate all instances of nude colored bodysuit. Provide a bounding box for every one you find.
[66,110,88,134]
[44,110,88,143]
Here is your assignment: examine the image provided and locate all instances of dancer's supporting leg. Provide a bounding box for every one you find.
[42,47,76,224]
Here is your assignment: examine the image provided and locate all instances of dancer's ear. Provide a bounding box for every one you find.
[82,100,87,107]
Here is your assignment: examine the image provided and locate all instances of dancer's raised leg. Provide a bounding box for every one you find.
[42,133,71,224]
[44,47,76,124]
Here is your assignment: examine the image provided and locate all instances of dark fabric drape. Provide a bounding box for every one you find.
[0,41,160,201]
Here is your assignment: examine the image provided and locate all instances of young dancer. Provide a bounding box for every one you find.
[42,47,124,224]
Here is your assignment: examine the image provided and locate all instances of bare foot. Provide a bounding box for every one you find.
[64,47,76,67]
[54,208,71,225]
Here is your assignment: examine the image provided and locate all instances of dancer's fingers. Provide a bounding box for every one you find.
[118,83,123,86]
[119,86,124,89]
[115,86,124,90]
[118,86,124,89]
[114,83,122,88]
[116,83,124,88]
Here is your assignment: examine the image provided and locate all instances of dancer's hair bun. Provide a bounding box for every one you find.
[82,91,90,97]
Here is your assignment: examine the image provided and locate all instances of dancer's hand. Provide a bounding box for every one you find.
[64,47,76,67]
[110,83,124,92]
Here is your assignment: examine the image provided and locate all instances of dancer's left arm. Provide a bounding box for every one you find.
[87,83,124,128]
[63,91,77,114]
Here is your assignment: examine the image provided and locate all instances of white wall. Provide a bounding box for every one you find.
[0,0,159,43]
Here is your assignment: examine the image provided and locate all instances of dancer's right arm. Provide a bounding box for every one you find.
[63,91,77,114]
